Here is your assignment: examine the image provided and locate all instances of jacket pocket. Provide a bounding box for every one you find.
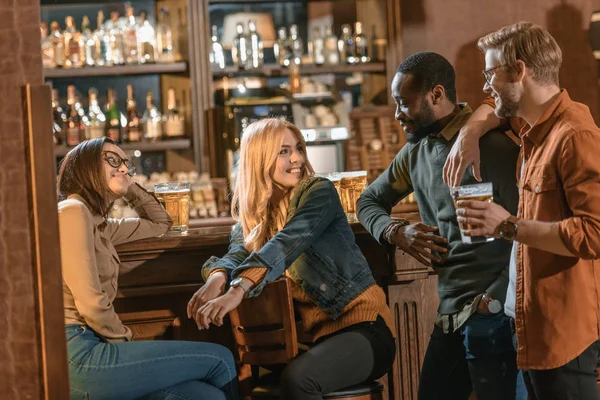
[522,165,563,220]
[294,248,348,307]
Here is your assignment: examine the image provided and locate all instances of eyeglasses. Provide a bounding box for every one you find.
[482,64,507,84]
[101,151,136,176]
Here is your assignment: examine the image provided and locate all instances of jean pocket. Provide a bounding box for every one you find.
[70,387,89,400]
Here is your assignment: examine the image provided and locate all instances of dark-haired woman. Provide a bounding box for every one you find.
[58,138,239,400]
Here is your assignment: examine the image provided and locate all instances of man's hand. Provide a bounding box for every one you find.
[455,200,510,238]
[187,271,227,319]
[194,287,245,330]
[443,128,482,188]
[391,223,448,266]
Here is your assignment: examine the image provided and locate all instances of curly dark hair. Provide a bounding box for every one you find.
[395,51,457,104]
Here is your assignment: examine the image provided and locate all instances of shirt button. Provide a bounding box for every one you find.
[320,283,327,292]
[535,185,540,193]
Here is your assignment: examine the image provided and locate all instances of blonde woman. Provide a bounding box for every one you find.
[187,118,396,400]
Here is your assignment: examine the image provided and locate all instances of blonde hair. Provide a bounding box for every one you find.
[477,21,562,85]
[232,118,314,252]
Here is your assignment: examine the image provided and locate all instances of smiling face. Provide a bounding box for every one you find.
[391,72,437,144]
[271,128,306,190]
[483,49,522,118]
[102,143,131,199]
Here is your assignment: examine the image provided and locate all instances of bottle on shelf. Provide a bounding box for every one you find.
[323,26,340,66]
[339,24,355,64]
[274,27,291,67]
[139,10,157,63]
[94,11,112,66]
[289,57,301,94]
[142,91,163,141]
[63,16,84,68]
[123,6,142,64]
[65,85,83,146]
[232,23,250,69]
[248,19,263,69]
[85,88,106,140]
[288,24,303,62]
[309,27,325,66]
[105,88,122,143]
[52,89,66,145]
[370,25,386,63]
[81,16,96,67]
[49,21,65,68]
[108,11,125,65]
[40,22,56,69]
[209,25,225,69]
[156,7,175,63]
[163,88,185,138]
[354,22,369,63]
[124,85,142,142]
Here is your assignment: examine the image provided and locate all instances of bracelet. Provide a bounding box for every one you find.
[384,220,410,244]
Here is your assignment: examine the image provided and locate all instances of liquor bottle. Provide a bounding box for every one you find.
[85,88,106,139]
[105,88,122,143]
[138,11,157,63]
[274,27,291,67]
[288,24,303,60]
[108,11,125,65]
[49,21,64,68]
[163,88,185,138]
[156,7,175,63]
[123,6,142,64]
[94,11,112,66]
[209,25,225,69]
[63,16,84,68]
[52,89,66,145]
[248,19,263,69]
[323,26,339,66]
[65,85,83,146]
[232,23,249,69]
[125,84,142,142]
[81,16,96,67]
[338,24,355,64]
[40,22,56,69]
[288,57,301,94]
[354,22,369,63]
[370,25,386,63]
[142,91,163,141]
[310,27,325,65]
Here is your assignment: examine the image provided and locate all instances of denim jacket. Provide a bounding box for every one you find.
[202,176,376,319]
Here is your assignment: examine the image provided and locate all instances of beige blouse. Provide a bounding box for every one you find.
[58,183,172,342]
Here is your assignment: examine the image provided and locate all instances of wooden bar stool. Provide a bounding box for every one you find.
[229,278,384,400]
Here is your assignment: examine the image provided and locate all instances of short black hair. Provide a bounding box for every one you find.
[395,51,457,104]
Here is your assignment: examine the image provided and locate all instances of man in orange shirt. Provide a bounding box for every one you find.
[449,22,600,399]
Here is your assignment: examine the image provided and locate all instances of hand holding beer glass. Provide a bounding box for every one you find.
[452,182,494,244]
[154,182,191,234]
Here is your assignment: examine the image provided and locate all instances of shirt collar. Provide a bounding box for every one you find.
[521,89,571,146]
[68,193,107,230]
[432,103,473,142]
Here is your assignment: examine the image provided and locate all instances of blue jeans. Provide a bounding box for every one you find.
[418,312,527,400]
[66,325,239,400]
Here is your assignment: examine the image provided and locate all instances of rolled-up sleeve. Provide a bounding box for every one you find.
[557,130,600,259]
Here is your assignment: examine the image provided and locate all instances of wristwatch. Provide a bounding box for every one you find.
[481,293,503,314]
[498,216,519,241]
[229,277,253,293]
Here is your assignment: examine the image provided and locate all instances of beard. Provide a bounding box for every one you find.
[494,83,520,118]
[405,100,438,144]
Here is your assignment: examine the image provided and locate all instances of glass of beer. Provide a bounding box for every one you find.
[451,182,494,244]
[154,182,191,235]
[339,171,368,223]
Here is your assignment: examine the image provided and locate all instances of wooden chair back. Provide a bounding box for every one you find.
[229,278,298,366]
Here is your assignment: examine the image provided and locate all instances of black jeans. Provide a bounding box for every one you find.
[418,312,524,400]
[523,339,600,400]
[279,316,396,400]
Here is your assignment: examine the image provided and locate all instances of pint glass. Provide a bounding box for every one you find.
[451,182,494,244]
[154,182,190,234]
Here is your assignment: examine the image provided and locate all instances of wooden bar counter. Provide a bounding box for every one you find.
[113,213,438,400]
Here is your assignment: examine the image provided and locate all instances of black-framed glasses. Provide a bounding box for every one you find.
[482,64,507,84]
[101,150,136,176]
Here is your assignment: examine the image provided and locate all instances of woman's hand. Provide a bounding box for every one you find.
[187,271,227,319]
[195,287,245,330]
[391,223,448,266]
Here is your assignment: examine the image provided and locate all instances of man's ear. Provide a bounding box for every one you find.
[431,84,446,104]
[514,60,527,82]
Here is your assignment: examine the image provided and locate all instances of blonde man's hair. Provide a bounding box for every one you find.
[477,21,562,85]
[232,118,314,253]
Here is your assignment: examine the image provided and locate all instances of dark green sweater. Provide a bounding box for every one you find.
[357,104,519,314]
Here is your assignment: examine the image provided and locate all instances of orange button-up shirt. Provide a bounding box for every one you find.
[486,90,600,369]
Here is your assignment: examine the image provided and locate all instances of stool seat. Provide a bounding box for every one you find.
[251,377,383,399]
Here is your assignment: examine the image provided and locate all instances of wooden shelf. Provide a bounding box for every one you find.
[44,62,188,79]
[54,139,192,157]
[212,62,386,78]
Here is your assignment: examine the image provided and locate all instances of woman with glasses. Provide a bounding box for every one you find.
[57,137,239,400]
